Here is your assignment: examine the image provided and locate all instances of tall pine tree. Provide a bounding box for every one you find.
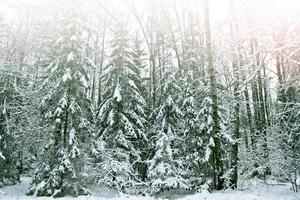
[0,64,20,186]
[92,20,147,192]
[148,71,188,193]
[27,2,91,197]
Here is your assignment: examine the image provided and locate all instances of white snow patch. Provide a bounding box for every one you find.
[180,183,298,200]
[80,74,88,88]
[70,35,78,41]
[0,152,5,160]
[113,84,122,102]
[0,177,298,200]
[128,80,137,89]
[69,128,76,145]
[67,51,75,62]
[62,68,72,82]
[2,99,6,115]
[55,118,61,123]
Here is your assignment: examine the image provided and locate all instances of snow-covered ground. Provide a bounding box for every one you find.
[0,177,299,200]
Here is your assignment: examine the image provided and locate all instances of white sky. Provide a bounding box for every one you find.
[1,0,298,97]
[1,0,300,22]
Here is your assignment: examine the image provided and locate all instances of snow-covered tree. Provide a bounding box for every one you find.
[177,74,208,189]
[92,20,147,192]
[0,65,20,186]
[148,71,188,193]
[0,0,300,196]
[27,3,91,197]
[0,12,44,186]
[130,34,149,181]
[274,70,300,191]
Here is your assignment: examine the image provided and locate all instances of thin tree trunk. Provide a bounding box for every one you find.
[97,16,107,110]
[250,38,260,145]
[243,83,253,148]
[229,0,240,189]
[203,0,224,190]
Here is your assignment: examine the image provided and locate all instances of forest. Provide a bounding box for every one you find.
[0,0,299,199]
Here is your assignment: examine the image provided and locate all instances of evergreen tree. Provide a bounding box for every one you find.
[0,0,299,196]
[130,34,149,182]
[203,0,225,189]
[178,74,209,189]
[27,3,91,197]
[0,65,20,186]
[148,71,188,193]
[92,20,147,192]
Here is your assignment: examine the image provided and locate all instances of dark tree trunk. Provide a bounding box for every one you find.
[203,0,224,190]
[229,0,240,189]
[97,17,107,110]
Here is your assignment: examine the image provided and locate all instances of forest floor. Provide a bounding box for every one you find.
[0,177,299,200]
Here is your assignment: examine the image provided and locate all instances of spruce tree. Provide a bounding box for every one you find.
[0,66,20,186]
[92,20,147,192]
[148,71,188,193]
[27,3,91,197]
[178,74,209,189]
[130,34,149,181]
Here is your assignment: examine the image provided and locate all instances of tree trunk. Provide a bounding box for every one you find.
[229,0,240,189]
[250,38,260,145]
[203,0,224,190]
[97,16,107,110]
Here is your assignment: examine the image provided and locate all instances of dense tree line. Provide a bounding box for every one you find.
[0,0,299,196]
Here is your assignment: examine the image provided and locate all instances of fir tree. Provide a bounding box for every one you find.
[178,74,208,189]
[27,3,91,197]
[130,34,149,181]
[92,20,147,192]
[0,66,20,186]
[148,71,188,193]
[196,84,230,189]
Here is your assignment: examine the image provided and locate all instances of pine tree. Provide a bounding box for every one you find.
[130,34,149,181]
[0,13,41,186]
[148,71,188,193]
[27,3,91,197]
[0,66,20,186]
[178,74,208,189]
[92,20,147,192]
[203,0,225,189]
